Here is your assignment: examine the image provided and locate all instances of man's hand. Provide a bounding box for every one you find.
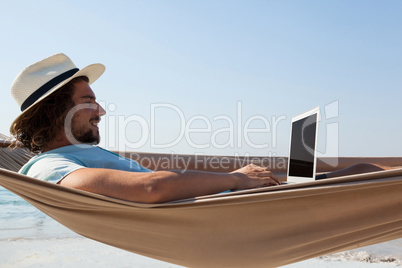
[230,164,280,190]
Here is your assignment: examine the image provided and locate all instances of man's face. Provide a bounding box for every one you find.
[68,80,106,144]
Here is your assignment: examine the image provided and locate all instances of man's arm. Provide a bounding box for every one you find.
[59,165,279,203]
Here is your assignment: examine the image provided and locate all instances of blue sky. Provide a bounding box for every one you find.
[1,0,401,157]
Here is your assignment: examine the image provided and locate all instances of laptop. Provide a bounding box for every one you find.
[285,107,320,184]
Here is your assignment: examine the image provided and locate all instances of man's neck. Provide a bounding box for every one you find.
[41,137,72,153]
[41,144,71,153]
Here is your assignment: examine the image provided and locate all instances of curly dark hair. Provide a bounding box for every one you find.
[10,76,89,153]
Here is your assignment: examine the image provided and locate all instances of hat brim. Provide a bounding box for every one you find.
[9,63,105,133]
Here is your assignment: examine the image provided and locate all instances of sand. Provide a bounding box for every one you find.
[1,236,400,268]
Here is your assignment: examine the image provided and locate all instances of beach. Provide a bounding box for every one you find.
[1,187,401,268]
[2,237,401,268]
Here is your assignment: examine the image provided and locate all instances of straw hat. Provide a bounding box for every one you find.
[10,53,105,132]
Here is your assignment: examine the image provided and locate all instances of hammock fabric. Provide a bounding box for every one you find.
[0,145,401,267]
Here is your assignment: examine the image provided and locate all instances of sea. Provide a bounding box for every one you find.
[0,186,401,268]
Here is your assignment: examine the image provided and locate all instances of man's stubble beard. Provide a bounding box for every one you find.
[70,115,100,145]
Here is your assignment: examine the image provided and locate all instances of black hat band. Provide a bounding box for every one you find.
[20,68,79,112]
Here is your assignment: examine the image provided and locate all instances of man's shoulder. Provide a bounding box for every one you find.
[19,149,85,174]
[18,150,88,183]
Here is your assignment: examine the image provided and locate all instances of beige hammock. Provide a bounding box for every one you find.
[0,142,401,268]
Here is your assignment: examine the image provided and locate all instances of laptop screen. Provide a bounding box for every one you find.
[287,107,319,182]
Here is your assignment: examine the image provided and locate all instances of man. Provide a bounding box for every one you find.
[9,53,281,204]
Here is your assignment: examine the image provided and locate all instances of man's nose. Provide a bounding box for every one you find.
[97,103,106,117]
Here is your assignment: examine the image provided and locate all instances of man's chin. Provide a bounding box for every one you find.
[73,132,100,145]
